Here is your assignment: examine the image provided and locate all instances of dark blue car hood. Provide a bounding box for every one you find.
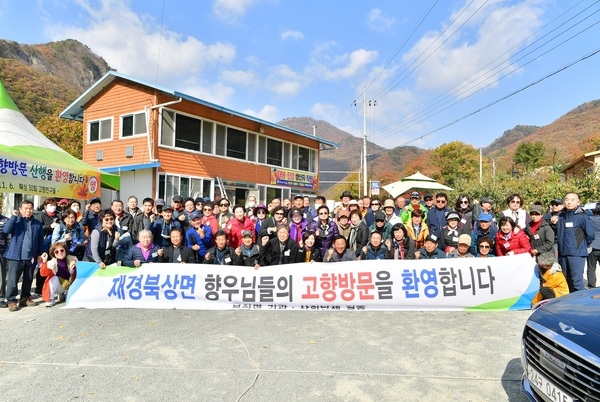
[528,288,600,355]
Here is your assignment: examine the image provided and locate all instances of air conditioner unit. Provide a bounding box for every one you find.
[96,149,104,161]
[125,145,134,158]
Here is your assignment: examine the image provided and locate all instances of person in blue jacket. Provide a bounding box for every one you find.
[360,231,389,260]
[557,192,595,292]
[3,200,45,311]
[415,234,446,260]
[122,229,161,267]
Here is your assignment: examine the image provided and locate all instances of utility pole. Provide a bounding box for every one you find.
[363,90,367,196]
[354,88,376,197]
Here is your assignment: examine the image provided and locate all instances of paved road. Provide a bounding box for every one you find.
[0,305,530,401]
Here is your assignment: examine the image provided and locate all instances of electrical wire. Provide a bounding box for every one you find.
[371,0,600,140]
[373,13,600,140]
[397,47,600,146]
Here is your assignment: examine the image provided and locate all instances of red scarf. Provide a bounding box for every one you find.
[529,219,542,235]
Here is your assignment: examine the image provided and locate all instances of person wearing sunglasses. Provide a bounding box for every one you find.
[499,193,530,229]
[476,236,494,258]
[307,205,339,257]
[257,205,287,239]
[453,194,474,233]
[199,201,219,241]
[85,209,120,269]
[253,204,269,234]
[426,192,453,240]
[469,213,497,256]
[38,242,77,307]
[363,198,381,227]
[216,199,232,230]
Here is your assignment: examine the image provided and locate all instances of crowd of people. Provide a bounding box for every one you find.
[1,189,599,311]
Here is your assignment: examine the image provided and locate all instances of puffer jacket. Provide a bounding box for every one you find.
[557,207,595,257]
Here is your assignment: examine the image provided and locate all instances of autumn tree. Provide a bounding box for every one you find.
[36,111,83,159]
[513,142,545,172]
[432,141,479,188]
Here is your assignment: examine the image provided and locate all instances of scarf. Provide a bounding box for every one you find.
[529,219,542,235]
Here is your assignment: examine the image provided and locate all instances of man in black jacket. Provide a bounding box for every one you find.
[158,228,195,264]
[204,231,241,265]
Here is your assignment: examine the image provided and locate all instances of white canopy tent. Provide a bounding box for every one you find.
[382,172,453,199]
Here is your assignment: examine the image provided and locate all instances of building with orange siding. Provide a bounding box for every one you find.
[60,71,337,206]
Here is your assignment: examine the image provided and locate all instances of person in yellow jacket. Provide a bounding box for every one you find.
[404,209,429,250]
[532,251,570,306]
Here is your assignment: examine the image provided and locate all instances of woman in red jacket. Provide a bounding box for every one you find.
[225,204,256,249]
[495,216,532,256]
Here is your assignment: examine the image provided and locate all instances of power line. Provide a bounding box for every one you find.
[373,0,487,100]
[373,12,600,140]
[398,47,600,146]
[363,0,440,94]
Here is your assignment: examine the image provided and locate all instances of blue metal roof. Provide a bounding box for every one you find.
[60,71,338,149]
[101,161,161,173]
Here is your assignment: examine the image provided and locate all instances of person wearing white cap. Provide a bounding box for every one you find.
[439,211,468,253]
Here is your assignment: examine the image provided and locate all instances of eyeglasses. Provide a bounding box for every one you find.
[220,203,229,207]
[203,208,212,211]
[274,212,284,216]
[424,198,433,202]
[257,210,266,214]
[103,218,114,221]
[371,203,380,206]
[510,200,521,204]
[54,249,66,254]
[319,212,329,215]
[375,219,384,223]
[460,200,469,205]
[436,200,447,204]
[479,245,490,249]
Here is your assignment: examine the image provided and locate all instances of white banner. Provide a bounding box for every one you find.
[66,254,539,311]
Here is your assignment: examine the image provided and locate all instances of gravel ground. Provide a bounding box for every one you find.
[0,303,531,402]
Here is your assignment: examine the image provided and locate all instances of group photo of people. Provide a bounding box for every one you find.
[1,189,598,312]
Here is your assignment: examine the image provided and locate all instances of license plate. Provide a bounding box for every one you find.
[527,365,573,402]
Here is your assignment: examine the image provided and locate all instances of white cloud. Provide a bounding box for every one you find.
[221,69,258,86]
[281,29,304,40]
[45,0,236,93]
[309,48,378,81]
[402,0,544,95]
[265,64,304,96]
[367,8,396,31]
[183,79,236,106]
[213,0,258,23]
[242,105,279,122]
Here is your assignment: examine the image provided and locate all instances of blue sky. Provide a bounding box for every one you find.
[1,0,599,150]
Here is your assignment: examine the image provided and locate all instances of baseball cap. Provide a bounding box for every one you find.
[458,234,471,245]
[374,211,386,221]
[480,197,493,205]
[242,230,253,237]
[424,193,433,200]
[155,198,166,207]
[478,213,492,222]
[173,195,183,203]
[189,211,202,220]
[89,197,101,205]
[410,191,421,199]
[293,193,304,199]
[446,212,460,221]
[424,234,438,243]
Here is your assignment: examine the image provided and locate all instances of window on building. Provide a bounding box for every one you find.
[298,146,310,172]
[89,118,112,142]
[258,136,267,164]
[215,124,226,156]
[122,112,147,137]
[227,128,246,160]
[202,120,213,153]
[175,114,201,151]
[247,133,257,162]
[267,138,283,166]
[161,110,175,146]
[158,173,213,201]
